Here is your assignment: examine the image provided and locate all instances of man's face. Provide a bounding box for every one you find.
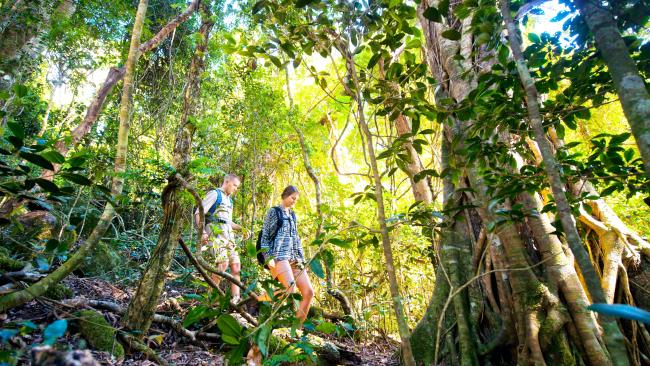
[223,178,240,195]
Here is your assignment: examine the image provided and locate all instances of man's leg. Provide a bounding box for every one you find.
[230,261,241,302]
[210,261,228,297]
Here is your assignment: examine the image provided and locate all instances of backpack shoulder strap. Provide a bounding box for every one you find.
[207,189,222,215]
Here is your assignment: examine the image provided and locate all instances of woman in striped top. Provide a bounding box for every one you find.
[260,185,314,323]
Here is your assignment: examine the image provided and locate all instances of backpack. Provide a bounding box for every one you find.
[255,207,296,266]
[207,189,223,216]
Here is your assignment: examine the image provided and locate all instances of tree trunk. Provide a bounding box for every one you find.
[0,0,149,312]
[122,6,214,336]
[334,35,416,366]
[575,0,650,177]
[499,1,629,362]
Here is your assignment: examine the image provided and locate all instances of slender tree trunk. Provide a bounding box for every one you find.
[0,0,149,312]
[334,35,416,366]
[123,6,214,336]
[575,0,650,177]
[284,66,323,235]
[377,58,433,204]
[499,1,629,363]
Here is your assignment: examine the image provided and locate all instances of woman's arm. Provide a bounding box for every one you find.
[260,209,277,260]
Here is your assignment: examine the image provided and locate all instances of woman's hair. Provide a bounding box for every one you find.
[281,185,299,199]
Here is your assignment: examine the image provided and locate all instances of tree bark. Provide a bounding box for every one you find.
[122,6,214,336]
[575,0,650,178]
[0,0,149,312]
[499,0,629,363]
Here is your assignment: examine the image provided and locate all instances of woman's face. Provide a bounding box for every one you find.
[283,192,299,208]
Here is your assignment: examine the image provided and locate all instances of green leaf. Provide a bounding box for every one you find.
[7,121,24,139]
[41,151,65,164]
[222,334,240,345]
[498,45,509,65]
[441,30,461,40]
[315,321,337,334]
[20,152,54,170]
[60,173,92,186]
[43,319,67,345]
[309,256,325,279]
[268,55,283,68]
[45,239,60,252]
[217,314,243,338]
[7,136,23,149]
[527,33,541,44]
[183,305,211,327]
[422,7,442,22]
[13,84,28,98]
[227,343,247,365]
[600,185,619,197]
[295,0,316,8]
[610,132,631,146]
[328,238,352,249]
[255,324,271,355]
[252,0,266,14]
[66,156,87,168]
[367,53,381,69]
[35,179,59,193]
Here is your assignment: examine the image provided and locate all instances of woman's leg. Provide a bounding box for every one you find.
[292,263,314,323]
[257,260,296,301]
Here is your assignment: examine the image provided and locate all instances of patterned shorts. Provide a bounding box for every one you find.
[201,223,240,264]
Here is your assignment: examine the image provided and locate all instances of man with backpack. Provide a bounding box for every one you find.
[196,174,248,303]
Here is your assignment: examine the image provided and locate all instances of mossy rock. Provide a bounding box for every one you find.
[80,241,120,277]
[73,310,124,359]
[0,253,26,271]
[44,284,73,300]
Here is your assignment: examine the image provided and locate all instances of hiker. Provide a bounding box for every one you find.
[259,185,314,323]
[196,174,248,303]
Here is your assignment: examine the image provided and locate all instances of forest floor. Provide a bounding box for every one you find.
[3,275,399,365]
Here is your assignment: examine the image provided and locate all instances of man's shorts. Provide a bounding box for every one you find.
[201,223,240,264]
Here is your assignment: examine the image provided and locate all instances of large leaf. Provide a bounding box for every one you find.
[255,324,271,355]
[183,305,216,327]
[60,173,92,186]
[217,314,243,338]
[41,150,65,164]
[7,121,24,140]
[35,179,59,193]
[328,238,352,249]
[42,319,67,345]
[422,6,441,22]
[19,152,54,170]
[309,256,325,279]
[441,30,461,40]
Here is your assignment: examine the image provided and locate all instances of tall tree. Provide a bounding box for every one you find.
[574,0,650,178]
[499,0,629,361]
[0,0,149,312]
[123,3,215,336]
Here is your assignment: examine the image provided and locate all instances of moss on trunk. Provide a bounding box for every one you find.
[74,310,124,359]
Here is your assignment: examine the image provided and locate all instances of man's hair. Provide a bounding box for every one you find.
[223,173,240,183]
